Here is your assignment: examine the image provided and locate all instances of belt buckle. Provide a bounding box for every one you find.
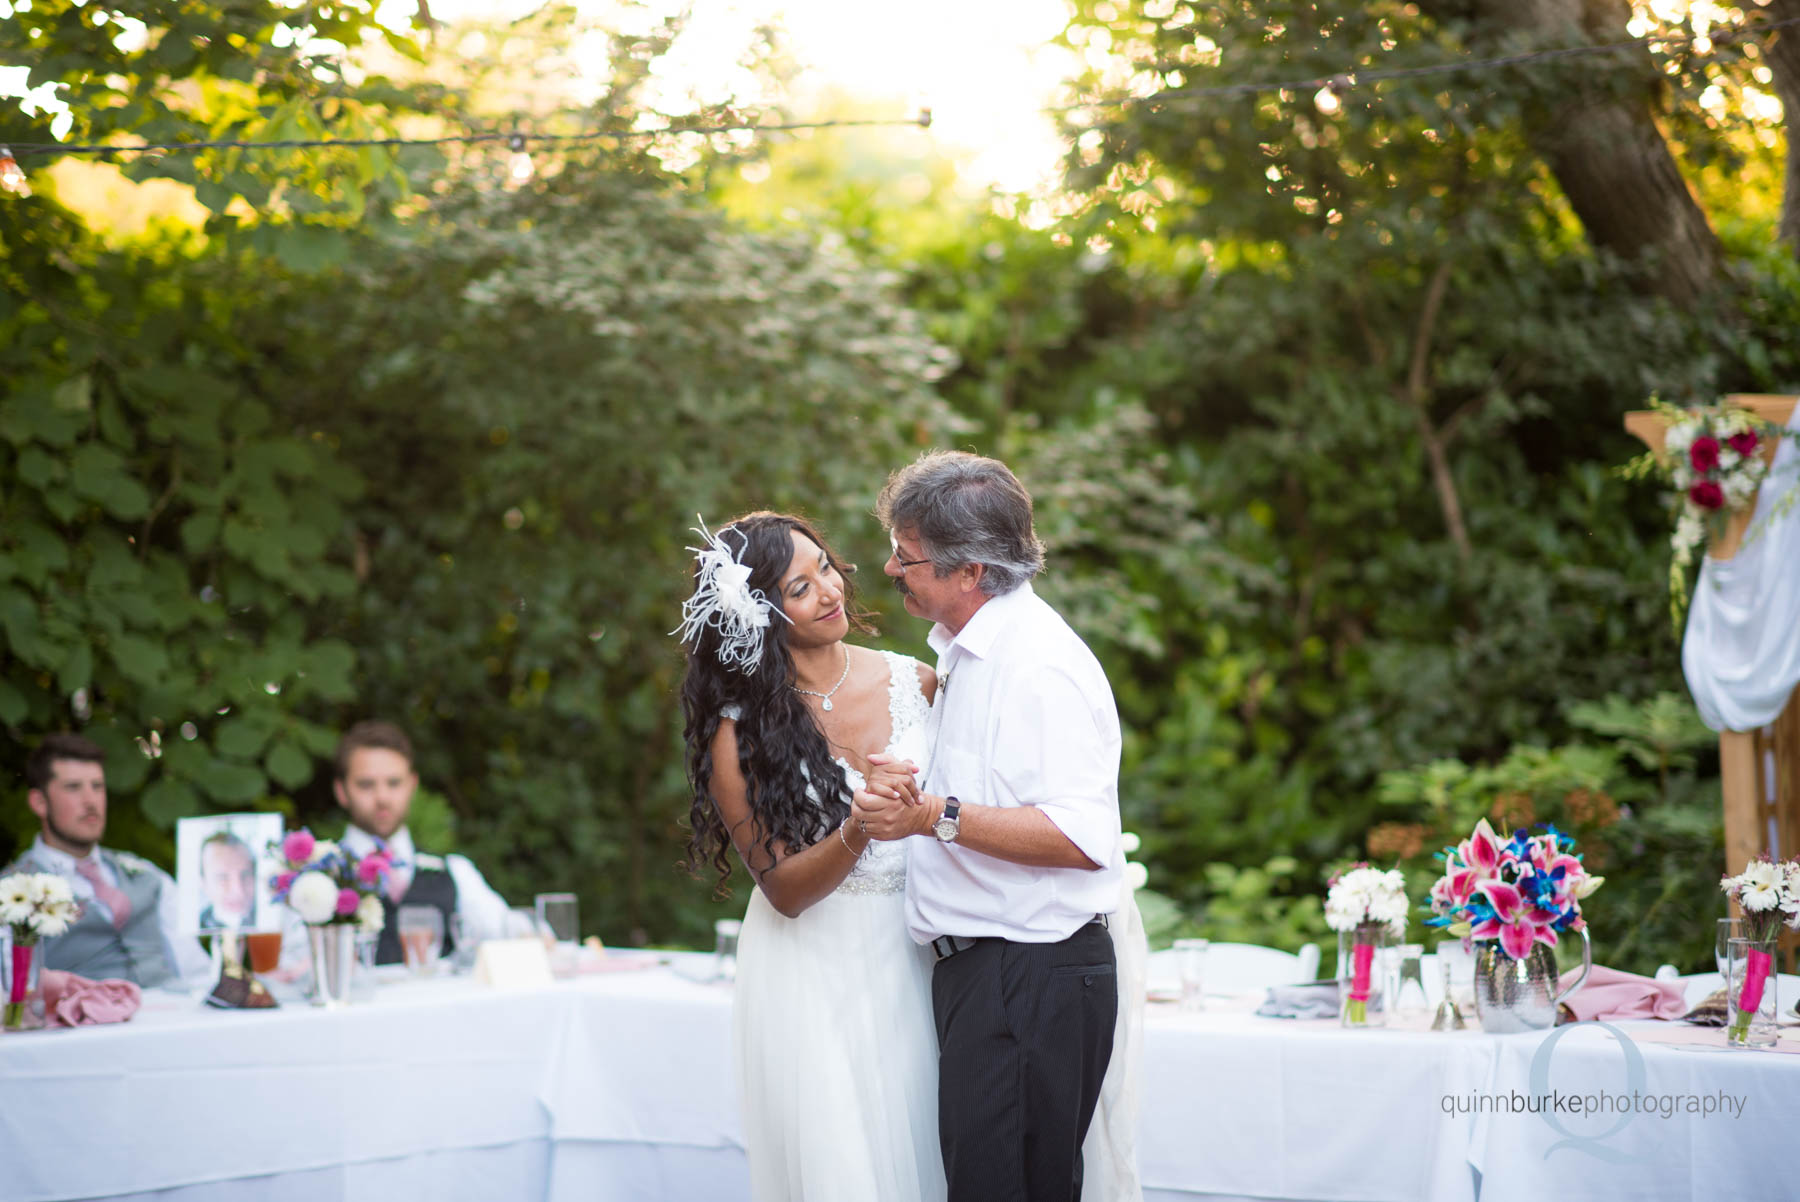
[932,934,973,962]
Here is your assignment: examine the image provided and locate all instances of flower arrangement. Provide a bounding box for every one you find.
[1718,856,1800,1044]
[0,872,81,1029]
[269,829,389,931]
[1425,819,1602,961]
[1326,863,1408,1025]
[1623,399,1792,625]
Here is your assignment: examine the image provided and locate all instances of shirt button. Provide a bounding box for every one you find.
[1084,975,1095,987]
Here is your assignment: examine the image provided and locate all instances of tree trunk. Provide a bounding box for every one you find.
[1764,0,1800,253]
[1419,0,1722,304]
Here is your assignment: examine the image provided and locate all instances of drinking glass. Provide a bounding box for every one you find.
[1716,916,1742,978]
[397,904,444,976]
[535,893,579,946]
[714,918,743,982]
[1436,939,1474,1018]
[1173,937,1209,1011]
[243,930,283,976]
[511,906,553,947]
[447,913,478,974]
[1391,944,1428,1018]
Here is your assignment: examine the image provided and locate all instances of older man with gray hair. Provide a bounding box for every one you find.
[854,449,1124,1202]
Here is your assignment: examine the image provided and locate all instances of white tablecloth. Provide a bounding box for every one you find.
[1,958,1793,1202]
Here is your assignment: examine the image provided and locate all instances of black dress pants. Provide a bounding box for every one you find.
[932,921,1117,1202]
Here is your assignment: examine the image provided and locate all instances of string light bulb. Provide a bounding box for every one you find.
[506,132,534,186]
[1314,74,1352,116]
[0,147,31,197]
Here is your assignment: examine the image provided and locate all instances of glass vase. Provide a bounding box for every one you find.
[1726,935,1778,1049]
[1338,926,1390,1028]
[2,930,44,1032]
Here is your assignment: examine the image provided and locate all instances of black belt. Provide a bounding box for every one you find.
[930,913,1109,963]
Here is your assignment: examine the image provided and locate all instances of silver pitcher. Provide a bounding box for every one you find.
[1472,926,1591,1033]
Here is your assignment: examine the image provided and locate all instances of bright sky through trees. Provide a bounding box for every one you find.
[416,0,1076,191]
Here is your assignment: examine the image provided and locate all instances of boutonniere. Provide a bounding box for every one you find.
[112,851,153,878]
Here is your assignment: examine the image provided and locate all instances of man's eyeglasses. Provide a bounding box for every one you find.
[888,538,932,570]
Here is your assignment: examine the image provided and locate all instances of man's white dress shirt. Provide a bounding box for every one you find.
[907,583,1123,945]
[341,825,525,945]
[26,835,214,988]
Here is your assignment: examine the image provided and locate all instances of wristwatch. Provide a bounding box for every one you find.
[933,796,961,843]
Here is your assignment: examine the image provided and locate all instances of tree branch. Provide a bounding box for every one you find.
[1763,0,1800,254]
[1397,261,1473,561]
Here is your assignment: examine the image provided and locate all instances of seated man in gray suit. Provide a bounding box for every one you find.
[5,733,210,989]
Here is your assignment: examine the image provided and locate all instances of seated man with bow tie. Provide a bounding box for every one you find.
[333,721,525,964]
[5,733,212,989]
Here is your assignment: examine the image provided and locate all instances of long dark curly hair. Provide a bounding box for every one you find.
[680,512,876,894]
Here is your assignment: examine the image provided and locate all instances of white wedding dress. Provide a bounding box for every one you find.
[732,650,946,1202]
[730,649,1147,1202]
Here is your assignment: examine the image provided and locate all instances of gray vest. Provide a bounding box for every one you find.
[2,848,177,988]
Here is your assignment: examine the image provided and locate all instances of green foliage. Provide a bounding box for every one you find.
[0,1,439,243]
[0,193,360,856]
[4,0,1794,970]
[1374,693,1724,974]
[243,154,957,946]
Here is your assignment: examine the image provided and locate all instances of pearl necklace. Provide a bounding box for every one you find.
[794,645,851,712]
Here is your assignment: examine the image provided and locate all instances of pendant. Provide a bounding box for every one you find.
[822,698,833,711]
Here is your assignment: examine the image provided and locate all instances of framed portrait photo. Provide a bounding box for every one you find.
[176,813,285,934]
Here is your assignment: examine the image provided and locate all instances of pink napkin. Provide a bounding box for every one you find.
[39,969,142,1028]
[1557,964,1689,1022]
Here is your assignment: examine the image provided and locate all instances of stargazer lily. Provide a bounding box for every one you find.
[1469,880,1559,960]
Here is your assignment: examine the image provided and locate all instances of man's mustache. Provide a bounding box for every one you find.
[892,576,912,598]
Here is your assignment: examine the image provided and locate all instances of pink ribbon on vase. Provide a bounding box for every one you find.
[1738,947,1774,1015]
[1350,942,1375,1002]
[8,941,29,1006]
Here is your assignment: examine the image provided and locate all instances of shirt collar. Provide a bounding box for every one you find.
[343,824,414,865]
[29,834,103,875]
[926,582,1035,662]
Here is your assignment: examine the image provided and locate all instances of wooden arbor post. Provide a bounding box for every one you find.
[1624,396,1799,915]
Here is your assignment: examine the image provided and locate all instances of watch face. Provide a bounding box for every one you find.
[933,818,957,842]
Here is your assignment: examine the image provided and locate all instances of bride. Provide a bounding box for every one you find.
[678,511,946,1202]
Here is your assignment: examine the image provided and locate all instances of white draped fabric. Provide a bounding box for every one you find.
[1683,406,1800,732]
[6,960,1798,1202]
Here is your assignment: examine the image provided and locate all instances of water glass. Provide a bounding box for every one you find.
[1173,937,1209,1010]
[397,904,444,976]
[446,913,478,974]
[352,930,379,1002]
[1437,939,1474,1016]
[1391,944,1428,1018]
[535,893,579,946]
[714,918,743,982]
[1716,916,1742,978]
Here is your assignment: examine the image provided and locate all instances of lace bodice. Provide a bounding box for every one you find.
[829,651,931,895]
[723,652,931,895]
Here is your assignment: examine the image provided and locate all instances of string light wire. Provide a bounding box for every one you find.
[0,13,1794,167]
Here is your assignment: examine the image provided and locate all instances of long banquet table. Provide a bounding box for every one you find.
[2,953,1795,1202]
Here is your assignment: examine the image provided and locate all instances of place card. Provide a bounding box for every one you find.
[473,937,555,989]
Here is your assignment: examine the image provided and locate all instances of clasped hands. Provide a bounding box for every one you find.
[851,753,937,841]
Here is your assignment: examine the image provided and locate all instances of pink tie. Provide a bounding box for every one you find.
[74,859,133,931]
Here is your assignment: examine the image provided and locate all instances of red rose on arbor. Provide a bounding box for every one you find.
[1689,436,1721,472]
[1689,480,1725,510]
[1728,430,1759,457]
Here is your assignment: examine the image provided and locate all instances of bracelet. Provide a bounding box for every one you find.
[838,820,860,856]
